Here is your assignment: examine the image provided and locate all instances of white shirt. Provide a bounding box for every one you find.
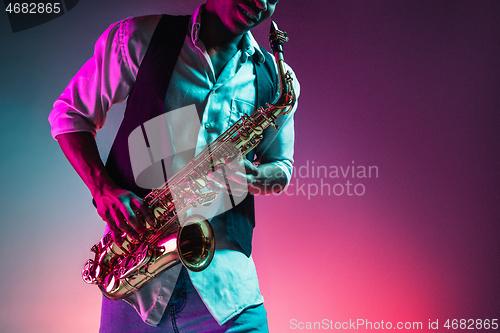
[49,5,299,326]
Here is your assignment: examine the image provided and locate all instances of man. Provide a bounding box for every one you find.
[49,0,299,331]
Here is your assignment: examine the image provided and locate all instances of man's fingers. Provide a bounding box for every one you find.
[95,188,155,245]
[130,196,156,227]
[242,159,259,176]
[207,167,248,196]
[119,198,147,236]
[104,213,125,246]
[206,178,225,191]
[112,209,141,241]
[215,165,247,184]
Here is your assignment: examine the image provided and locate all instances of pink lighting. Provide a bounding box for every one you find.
[159,238,177,253]
[0,0,499,332]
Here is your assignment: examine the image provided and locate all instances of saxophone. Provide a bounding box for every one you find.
[81,21,296,300]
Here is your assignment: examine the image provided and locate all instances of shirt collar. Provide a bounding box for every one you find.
[190,4,265,64]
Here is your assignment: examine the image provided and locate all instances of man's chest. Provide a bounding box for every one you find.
[164,43,257,126]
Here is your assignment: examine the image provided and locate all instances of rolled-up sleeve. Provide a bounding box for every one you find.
[255,64,300,188]
[48,16,160,139]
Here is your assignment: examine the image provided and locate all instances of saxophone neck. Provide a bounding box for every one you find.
[269,21,296,114]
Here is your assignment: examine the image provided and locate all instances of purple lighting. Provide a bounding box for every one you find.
[0,0,499,332]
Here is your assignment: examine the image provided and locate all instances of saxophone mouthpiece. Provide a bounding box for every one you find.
[269,21,288,54]
[270,21,278,35]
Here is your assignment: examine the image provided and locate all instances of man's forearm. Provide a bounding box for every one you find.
[56,131,152,243]
[56,132,117,197]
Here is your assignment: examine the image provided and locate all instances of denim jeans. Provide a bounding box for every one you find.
[99,267,269,333]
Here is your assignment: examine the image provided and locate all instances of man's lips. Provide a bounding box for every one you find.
[237,4,261,23]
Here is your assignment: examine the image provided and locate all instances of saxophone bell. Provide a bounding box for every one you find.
[177,214,215,272]
[83,214,215,301]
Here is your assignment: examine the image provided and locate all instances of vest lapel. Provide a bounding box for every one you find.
[105,15,190,197]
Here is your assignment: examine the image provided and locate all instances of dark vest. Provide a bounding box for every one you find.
[105,15,278,257]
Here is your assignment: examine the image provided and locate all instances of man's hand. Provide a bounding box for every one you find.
[93,185,155,245]
[206,158,256,196]
[207,157,287,195]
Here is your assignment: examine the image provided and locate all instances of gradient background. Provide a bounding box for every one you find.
[1,0,499,332]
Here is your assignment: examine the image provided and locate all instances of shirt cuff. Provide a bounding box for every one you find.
[49,108,98,140]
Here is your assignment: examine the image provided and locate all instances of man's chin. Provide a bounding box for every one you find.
[230,19,267,35]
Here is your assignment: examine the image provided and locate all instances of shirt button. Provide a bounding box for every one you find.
[205,123,211,129]
[158,295,163,300]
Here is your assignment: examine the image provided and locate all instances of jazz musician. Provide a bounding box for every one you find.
[49,0,299,331]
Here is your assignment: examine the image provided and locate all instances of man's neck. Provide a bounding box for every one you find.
[199,8,244,54]
[199,8,245,79]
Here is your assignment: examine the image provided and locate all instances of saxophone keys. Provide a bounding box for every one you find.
[253,125,263,135]
[103,273,120,294]
[153,206,167,221]
[239,130,250,140]
[82,259,97,284]
[123,233,139,245]
[114,236,133,254]
[117,243,152,279]
[198,191,218,207]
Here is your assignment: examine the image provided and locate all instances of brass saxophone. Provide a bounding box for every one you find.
[81,21,296,300]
